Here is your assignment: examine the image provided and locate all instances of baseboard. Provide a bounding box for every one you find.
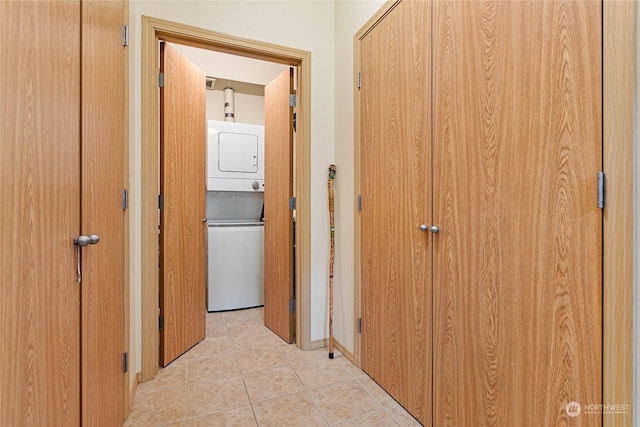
[309,338,355,364]
[310,338,328,349]
[333,340,355,364]
[125,372,140,418]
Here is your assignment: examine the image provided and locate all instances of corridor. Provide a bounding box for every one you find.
[124,308,420,426]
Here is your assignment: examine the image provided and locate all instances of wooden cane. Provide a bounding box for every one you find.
[328,164,336,359]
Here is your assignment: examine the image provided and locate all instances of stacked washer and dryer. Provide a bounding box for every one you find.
[206,120,265,311]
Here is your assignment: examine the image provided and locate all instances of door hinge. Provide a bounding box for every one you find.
[159,315,164,330]
[123,352,129,373]
[122,25,129,46]
[357,194,362,211]
[358,317,362,333]
[289,94,297,108]
[357,72,361,89]
[159,72,164,88]
[597,171,605,209]
[289,299,296,313]
[159,194,164,210]
[122,189,129,210]
[289,196,296,210]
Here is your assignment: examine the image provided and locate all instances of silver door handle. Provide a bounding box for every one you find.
[419,224,439,233]
[74,234,100,246]
[73,234,99,283]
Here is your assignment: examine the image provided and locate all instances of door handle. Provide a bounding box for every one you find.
[74,234,100,246]
[73,234,100,283]
[419,224,440,233]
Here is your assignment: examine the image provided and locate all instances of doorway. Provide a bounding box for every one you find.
[159,42,295,366]
[140,16,312,380]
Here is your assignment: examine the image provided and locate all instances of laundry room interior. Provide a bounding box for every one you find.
[171,44,293,323]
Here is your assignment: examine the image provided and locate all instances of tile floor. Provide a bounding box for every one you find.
[124,307,422,426]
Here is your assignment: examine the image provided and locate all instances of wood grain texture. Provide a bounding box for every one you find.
[121,0,131,417]
[140,15,160,381]
[353,3,403,367]
[359,1,432,424]
[80,1,126,424]
[0,2,81,425]
[294,60,312,350]
[603,2,635,426]
[432,1,602,425]
[159,43,206,366]
[264,68,295,343]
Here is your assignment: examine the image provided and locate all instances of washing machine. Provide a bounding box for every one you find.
[206,120,265,311]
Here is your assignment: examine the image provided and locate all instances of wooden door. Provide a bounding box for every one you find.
[264,68,295,343]
[81,1,126,424]
[359,1,432,424]
[159,42,206,366]
[432,1,602,426]
[0,2,81,424]
[1,1,126,424]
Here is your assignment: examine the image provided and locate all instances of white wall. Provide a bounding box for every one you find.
[170,45,288,124]
[171,45,288,86]
[332,0,386,354]
[129,0,336,375]
[206,91,265,125]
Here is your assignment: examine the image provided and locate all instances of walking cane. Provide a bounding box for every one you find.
[328,164,336,359]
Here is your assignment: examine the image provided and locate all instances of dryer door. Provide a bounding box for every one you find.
[218,131,258,173]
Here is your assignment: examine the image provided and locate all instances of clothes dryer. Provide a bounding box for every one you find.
[205,121,265,312]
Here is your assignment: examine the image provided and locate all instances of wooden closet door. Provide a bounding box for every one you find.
[81,1,126,424]
[159,42,206,366]
[1,2,127,425]
[359,1,432,424]
[264,68,295,343]
[0,2,81,425]
[432,1,602,425]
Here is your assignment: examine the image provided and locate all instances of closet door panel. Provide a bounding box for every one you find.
[432,1,602,426]
[360,1,432,424]
[264,67,295,344]
[159,42,207,366]
[81,1,126,424]
[0,2,81,425]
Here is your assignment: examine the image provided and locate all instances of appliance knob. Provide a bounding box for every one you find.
[252,181,260,190]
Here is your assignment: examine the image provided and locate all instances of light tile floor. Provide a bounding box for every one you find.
[124,307,422,426]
